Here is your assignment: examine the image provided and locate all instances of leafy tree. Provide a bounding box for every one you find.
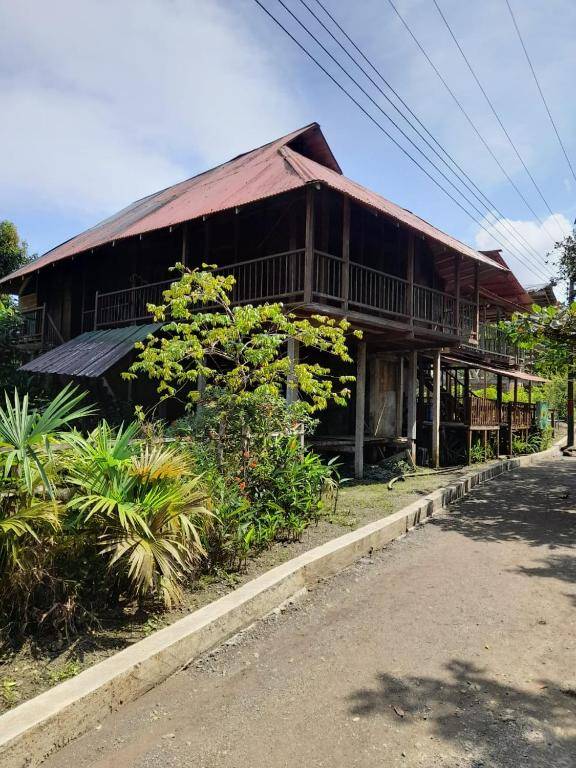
[126,263,360,421]
[0,220,31,283]
[0,222,34,390]
[502,303,575,375]
[549,232,576,287]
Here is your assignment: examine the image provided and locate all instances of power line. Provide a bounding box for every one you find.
[432,0,564,240]
[252,0,550,283]
[301,0,550,273]
[505,0,576,187]
[277,0,548,279]
[276,0,550,280]
[385,0,559,247]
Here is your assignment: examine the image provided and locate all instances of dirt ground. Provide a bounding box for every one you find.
[41,453,576,768]
[0,461,486,713]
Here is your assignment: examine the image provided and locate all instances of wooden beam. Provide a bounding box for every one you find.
[454,254,461,334]
[342,196,350,311]
[181,222,189,267]
[406,350,418,463]
[431,350,441,468]
[396,355,404,435]
[406,232,415,323]
[473,262,480,340]
[303,186,315,304]
[354,341,367,479]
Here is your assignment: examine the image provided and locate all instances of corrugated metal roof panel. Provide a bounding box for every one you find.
[280,147,505,274]
[444,356,547,383]
[20,324,162,378]
[1,122,505,288]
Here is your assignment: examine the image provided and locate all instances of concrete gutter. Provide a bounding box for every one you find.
[0,441,563,767]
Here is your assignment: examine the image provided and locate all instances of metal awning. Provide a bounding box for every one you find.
[443,355,547,383]
[20,324,162,378]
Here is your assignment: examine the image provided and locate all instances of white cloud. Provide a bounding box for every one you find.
[474,212,572,288]
[0,0,301,216]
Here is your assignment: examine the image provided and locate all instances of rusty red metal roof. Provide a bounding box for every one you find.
[1,122,506,287]
[476,249,534,312]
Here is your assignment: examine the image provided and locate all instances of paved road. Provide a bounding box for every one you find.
[44,455,576,768]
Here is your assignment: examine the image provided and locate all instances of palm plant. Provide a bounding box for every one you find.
[0,496,59,571]
[0,384,94,498]
[64,424,211,606]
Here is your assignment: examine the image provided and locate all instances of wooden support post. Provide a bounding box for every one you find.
[406,350,418,463]
[431,351,441,469]
[482,429,488,461]
[466,428,472,465]
[513,378,518,404]
[406,232,415,323]
[93,292,99,330]
[342,196,350,311]
[181,222,189,267]
[354,341,367,479]
[527,381,532,404]
[396,356,404,435]
[203,218,211,262]
[286,339,299,405]
[473,263,480,341]
[454,254,461,334]
[303,186,315,304]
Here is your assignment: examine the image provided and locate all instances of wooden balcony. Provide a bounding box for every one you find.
[85,249,479,338]
[461,321,525,365]
[419,396,536,429]
[11,305,63,350]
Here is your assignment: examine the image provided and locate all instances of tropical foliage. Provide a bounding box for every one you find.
[0,384,341,639]
[125,263,359,416]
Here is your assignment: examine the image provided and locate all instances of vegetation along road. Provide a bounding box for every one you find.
[44,454,576,768]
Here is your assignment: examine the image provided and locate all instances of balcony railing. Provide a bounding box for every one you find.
[11,305,63,350]
[419,395,536,429]
[466,396,501,426]
[477,323,523,362]
[88,249,478,338]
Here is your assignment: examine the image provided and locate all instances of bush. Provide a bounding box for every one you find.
[0,386,341,640]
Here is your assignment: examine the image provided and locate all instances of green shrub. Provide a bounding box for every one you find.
[63,422,212,608]
[0,383,342,640]
[469,440,494,463]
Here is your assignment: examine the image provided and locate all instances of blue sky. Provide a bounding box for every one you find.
[1,0,574,289]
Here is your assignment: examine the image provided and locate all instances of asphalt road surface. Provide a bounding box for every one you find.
[43,455,576,768]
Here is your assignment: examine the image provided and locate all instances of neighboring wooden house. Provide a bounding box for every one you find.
[0,123,544,475]
[527,282,559,307]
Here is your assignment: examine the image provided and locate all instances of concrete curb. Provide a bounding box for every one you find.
[0,441,563,767]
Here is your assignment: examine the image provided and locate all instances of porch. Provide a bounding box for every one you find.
[83,248,483,342]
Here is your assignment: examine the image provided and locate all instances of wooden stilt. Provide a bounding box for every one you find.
[432,350,441,468]
[354,341,367,479]
[406,350,418,463]
[396,356,404,435]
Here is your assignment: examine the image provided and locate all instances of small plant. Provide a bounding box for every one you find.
[1,678,20,706]
[48,660,81,684]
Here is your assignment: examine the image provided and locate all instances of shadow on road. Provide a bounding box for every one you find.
[431,461,576,551]
[348,659,576,768]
